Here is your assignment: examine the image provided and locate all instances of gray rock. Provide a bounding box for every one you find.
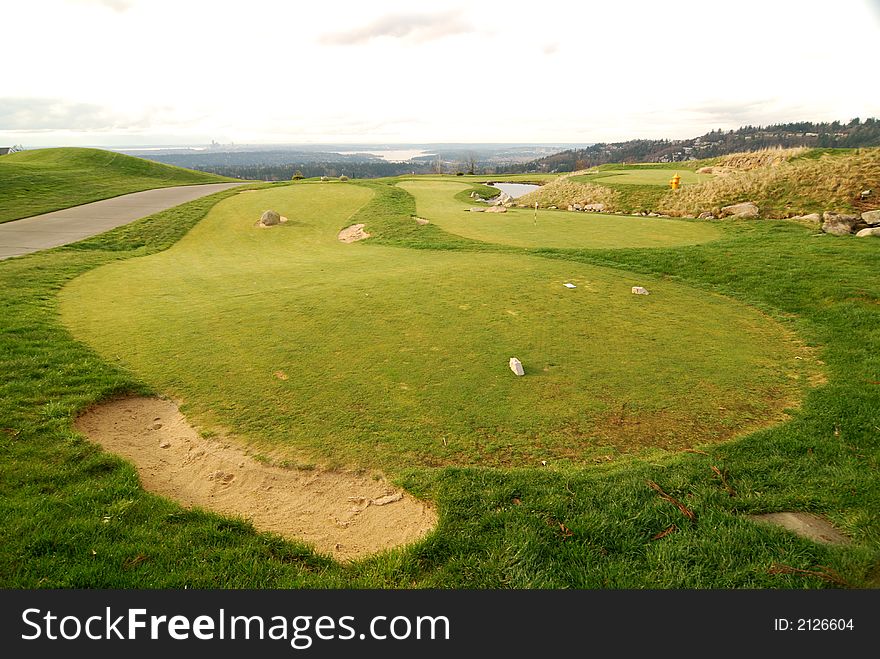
[861,209,880,225]
[698,211,715,219]
[822,213,861,235]
[855,227,880,238]
[548,205,558,210]
[790,213,822,222]
[631,286,650,295]
[573,203,583,211]
[484,206,508,213]
[260,210,281,226]
[720,202,759,219]
[583,203,605,212]
[509,357,524,376]
[492,192,512,206]
[468,207,485,213]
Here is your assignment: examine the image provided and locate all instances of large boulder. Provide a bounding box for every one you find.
[259,210,281,226]
[862,210,880,226]
[485,205,508,213]
[492,192,513,207]
[822,212,861,235]
[720,202,759,219]
[583,203,605,212]
[855,227,880,238]
[698,211,715,219]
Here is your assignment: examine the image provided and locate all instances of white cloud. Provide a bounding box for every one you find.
[3,0,879,145]
[67,0,134,12]
[320,9,474,45]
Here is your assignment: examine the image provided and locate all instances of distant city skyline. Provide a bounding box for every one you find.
[3,0,880,147]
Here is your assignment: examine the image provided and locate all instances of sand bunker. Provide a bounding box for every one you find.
[75,397,436,561]
[337,224,370,243]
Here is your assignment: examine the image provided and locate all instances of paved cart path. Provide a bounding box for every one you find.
[0,182,248,260]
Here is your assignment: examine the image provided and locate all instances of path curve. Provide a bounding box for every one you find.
[0,182,248,260]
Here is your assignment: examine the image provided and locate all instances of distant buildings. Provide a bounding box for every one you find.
[0,145,23,155]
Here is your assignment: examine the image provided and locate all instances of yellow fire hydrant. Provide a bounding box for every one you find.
[669,173,681,191]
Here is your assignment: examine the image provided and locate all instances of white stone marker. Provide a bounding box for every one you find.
[631,286,650,295]
[509,357,525,376]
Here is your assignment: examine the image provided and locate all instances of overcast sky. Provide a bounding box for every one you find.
[3,0,880,146]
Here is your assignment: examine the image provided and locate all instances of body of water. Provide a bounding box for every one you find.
[488,182,541,198]
[336,149,434,162]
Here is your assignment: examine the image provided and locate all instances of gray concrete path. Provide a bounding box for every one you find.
[0,182,248,260]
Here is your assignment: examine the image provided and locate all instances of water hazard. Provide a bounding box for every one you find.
[487,182,541,198]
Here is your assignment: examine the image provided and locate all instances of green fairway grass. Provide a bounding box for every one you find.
[0,147,235,223]
[398,180,721,248]
[61,182,812,471]
[1,174,877,589]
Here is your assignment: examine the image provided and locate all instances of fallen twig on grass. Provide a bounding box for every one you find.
[646,480,696,521]
[711,465,737,497]
[651,525,678,540]
[767,563,851,587]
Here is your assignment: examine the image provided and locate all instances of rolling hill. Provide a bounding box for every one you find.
[0,147,237,223]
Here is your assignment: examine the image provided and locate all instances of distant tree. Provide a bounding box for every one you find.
[292,170,304,180]
[465,152,477,175]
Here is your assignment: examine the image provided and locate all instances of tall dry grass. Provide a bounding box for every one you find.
[516,174,619,210]
[714,147,808,171]
[660,149,880,218]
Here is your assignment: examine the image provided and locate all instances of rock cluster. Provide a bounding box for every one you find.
[566,203,605,212]
[821,210,879,236]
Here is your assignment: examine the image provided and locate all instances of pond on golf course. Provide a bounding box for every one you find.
[487,182,541,198]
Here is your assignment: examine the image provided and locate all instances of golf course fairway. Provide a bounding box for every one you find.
[60,182,817,472]
[398,180,721,248]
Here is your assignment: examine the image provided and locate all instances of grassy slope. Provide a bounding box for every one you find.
[0,147,235,223]
[523,148,880,217]
[0,178,878,589]
[60,182,807,471]
[402,180,721,248]
[658,148,880,217]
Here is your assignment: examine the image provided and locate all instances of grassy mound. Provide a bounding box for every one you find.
[0,147,235,223]
[659,148,880,218]
[61,182,811,471]
[516,148,880,218]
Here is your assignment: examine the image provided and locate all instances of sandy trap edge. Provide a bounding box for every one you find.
[75,397,437,561]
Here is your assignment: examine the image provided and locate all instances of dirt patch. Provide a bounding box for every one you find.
[75,397,436,561]
[337,224,370,243]
[747,512,851,545]
[412,216,430,225]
